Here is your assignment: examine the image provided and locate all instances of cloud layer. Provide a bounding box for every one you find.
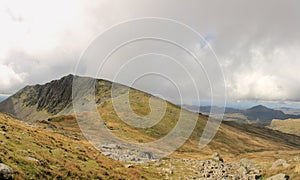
[0,0,299,105]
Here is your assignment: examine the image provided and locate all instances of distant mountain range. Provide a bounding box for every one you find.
[183,104,300,125]
[0,94,9,102]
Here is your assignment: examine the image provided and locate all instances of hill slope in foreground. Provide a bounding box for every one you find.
[0,75,300,179]
[0,113,158,179]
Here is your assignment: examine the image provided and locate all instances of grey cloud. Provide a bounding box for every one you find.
[1,0,300,105]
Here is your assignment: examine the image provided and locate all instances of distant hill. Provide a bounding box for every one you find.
[275,107,300,115]
[243,105,297,125]
[183,104,300,125]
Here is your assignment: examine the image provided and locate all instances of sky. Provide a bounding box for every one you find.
[0,0,300,108]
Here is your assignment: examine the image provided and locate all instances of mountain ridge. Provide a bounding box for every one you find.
[183,104,300,125]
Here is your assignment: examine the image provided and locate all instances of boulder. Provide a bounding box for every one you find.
[0,163,13,180]
[124,164,135,168]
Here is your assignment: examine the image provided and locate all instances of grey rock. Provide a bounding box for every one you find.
[240,158,254,168]
[238,166,247,175]
[125,164,135,168]
[211,152,224,162]
[139,151,154,160]
[0,163,13,180]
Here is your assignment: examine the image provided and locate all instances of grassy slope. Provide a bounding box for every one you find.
[269,119,300,136]
[0,113,159,179]
[38,89,300,163]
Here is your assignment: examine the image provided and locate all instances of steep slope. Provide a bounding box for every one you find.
[0,74,74,122]
[0,113,158,179]
[0,74,115,122]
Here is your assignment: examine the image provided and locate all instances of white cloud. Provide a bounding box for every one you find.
[0,0,299,104]
[0,64,26,92]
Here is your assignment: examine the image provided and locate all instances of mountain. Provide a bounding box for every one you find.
[0,74,75,121]
[183,104,300,125]
[182,105,241,114]
[1,75,300,178]
[243,105,287,125]
[275,107,300,115]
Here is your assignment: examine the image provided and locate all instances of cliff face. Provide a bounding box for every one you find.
[0,74,129,121]
[0,74,74,121]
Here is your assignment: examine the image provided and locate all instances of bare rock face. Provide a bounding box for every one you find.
[0,163,13,180]
[266,173,289,180]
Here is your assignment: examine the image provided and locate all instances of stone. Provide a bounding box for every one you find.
[238,166,247,175]
[211,152,224,162]
[0,163,13,180]
[125,164,135,168]
[240,158,254,168]
[266,174,289,180]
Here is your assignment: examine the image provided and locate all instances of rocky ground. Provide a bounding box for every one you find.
[98,144,291,179]
[99,143,157,162]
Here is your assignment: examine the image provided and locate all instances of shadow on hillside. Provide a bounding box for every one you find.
[0,98,16,117]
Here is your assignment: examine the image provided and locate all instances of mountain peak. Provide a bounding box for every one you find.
[248,105,269,110]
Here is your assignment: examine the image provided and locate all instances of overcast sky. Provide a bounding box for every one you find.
[0,0,299,107]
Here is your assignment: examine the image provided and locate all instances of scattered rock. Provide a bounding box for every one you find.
[99,143,157,162]
[0,163,13,180]
[238,166,247,175]
[139,152,154,160]
[167,154,263,180]
[266,173,289,180]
